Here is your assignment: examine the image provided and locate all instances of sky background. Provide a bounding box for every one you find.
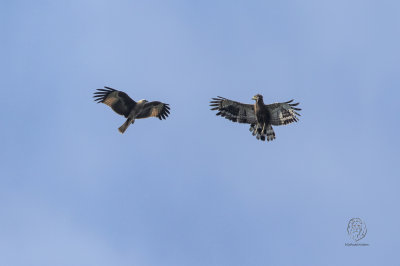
[1,0,400,265]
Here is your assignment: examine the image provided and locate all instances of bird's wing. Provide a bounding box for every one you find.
[266,100,301,126]
[210,96,257,124]
[136,101,170,120]
[93,87,136,117]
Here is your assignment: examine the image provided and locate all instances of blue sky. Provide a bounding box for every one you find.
[1,0,399,265]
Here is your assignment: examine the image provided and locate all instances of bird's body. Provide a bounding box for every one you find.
[210,94,301,141]
[117,99,148,133]
[93,87,170,133]
[253,96,269,131]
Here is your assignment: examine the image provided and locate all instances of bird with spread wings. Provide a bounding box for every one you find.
[210,94,301,141]
[93,87,170,133]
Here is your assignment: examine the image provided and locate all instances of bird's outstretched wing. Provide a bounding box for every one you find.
[93,87,136,117]
[266,100,301,126]
[210,96,257,124]
[136,101,170,120]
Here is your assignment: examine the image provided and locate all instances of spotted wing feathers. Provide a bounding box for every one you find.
[266,100,301,126]
[210,96,257,124]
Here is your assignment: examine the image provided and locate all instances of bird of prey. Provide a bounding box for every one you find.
[93,86,170,133]
[210,94,301,141]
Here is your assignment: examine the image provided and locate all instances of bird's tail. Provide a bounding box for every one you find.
[249,123,275,141]
[118,118,134,134]
[265,124,276,141]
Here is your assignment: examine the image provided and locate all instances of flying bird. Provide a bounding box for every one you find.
[210,94,301,141]
[93,86,170,133]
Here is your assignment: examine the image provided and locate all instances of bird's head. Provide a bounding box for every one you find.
[252,94,263,102]
[137,99,148,104]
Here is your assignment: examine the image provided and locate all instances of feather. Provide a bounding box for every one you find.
[209,96,257,124]
[93,87,136,117]
[136,101,170,120]
[266,100,301,126]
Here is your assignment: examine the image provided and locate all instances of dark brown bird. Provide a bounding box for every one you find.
[210,94,301,141]
[93,87,170,133]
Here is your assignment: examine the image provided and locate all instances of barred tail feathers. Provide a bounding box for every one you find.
[249,123,275,141]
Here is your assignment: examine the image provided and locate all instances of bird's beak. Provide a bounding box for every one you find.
[252,96,257,100]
